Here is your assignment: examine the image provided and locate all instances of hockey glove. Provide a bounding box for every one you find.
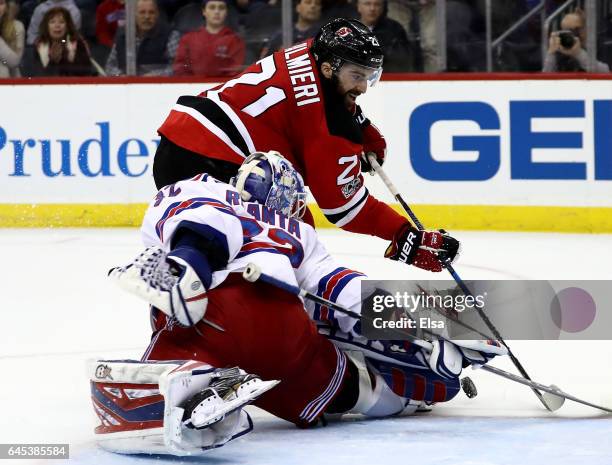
[427,340,463,379]
[354,106,386,173]
[360,122,386,173]
[109,246,212,327]
[453,339,508,368]
[385,223,460,272]
[427,339,508,379]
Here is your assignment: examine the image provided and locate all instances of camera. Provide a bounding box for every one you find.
[557,30,576,49]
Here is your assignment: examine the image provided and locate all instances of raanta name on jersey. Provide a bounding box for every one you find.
[225,189,302,239]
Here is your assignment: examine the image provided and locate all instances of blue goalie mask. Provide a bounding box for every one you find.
[231,151,307,219]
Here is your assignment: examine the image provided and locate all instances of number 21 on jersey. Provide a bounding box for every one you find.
[209,56,287,118]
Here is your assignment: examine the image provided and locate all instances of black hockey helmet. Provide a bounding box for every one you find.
[312,18,384,83]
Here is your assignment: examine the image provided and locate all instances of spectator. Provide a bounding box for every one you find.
[543,10,609,73]
[413,0,436,72]
[357,0,415,72]
[263,0,322,56]
[173,0,245,76]
[27,0,81,45]
[95,0,125,48]
[387,0,437,72]
[0,0,24,77]
[31,6,94,76]
[105,0,175,76]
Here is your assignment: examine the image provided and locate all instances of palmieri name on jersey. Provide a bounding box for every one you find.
[284,42,321,107]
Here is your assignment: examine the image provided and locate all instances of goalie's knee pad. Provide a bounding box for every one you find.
[89,360,278,456]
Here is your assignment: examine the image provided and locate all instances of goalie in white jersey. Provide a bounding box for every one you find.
[96,151,504,456]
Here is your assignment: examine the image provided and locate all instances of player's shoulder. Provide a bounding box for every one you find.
[269,40,326,109]
[170,172,223,188]
[157,173,239,204]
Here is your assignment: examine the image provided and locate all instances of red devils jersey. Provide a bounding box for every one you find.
[158,40,406,240]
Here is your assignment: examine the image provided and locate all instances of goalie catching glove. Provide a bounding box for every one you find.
[108,245,212,327]
[385,223,460,272]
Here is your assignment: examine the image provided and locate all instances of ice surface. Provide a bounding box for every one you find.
[1,229,612,465]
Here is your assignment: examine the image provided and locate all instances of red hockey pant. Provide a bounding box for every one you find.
[143,275,347,425]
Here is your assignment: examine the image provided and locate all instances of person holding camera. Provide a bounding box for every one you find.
[543,10,609,72]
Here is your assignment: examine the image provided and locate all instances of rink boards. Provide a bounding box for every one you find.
[0,76,611,231]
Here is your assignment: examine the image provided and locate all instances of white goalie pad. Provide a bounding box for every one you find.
[452,339,509,356]
[89,359,278,456]
[344,351,406,418]
[161,363,279,455]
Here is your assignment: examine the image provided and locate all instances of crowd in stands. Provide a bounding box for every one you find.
[0,0,25,76]
[0,0,610,78]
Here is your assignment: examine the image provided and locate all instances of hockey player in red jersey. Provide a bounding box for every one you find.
[153,18,459,273]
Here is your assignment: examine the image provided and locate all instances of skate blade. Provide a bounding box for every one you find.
[191,379,279,429]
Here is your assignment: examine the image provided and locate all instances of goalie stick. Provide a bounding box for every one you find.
[242,264,363,321]
[366,154,555,412]
[243,263,612,414]
[241,263,480,399]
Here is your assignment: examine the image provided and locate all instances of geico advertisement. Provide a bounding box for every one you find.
[362,79,612,207]
[0,80,610,205]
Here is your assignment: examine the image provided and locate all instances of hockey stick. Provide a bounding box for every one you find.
[242,263,437,351]
[479,364,612,413]
[240,264,612,413]
[366,154,555,411]
[242,263,366,323]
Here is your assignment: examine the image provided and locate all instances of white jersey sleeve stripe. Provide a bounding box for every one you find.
[155,197,237,243]
[319,185,367,215]
[333,193,369,227]
[207,93,257,155]
[172,103,248,158]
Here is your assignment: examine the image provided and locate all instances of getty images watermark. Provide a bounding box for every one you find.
[369,288,486,330]
[360,280,610,341]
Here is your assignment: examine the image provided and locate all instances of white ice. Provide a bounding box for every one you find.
[1,228,612,465]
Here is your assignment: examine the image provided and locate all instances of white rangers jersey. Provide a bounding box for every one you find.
[141,173,437,383]
[140,173,364,334]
